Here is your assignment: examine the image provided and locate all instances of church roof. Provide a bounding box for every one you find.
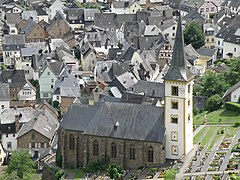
[163,14,194,82]
[60,101,165,143]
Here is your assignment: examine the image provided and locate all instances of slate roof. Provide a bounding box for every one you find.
[83,102,165,143]
[5,13,21,25]
[61,101,165,143]
[22,10,38,22]
[223,81,240,99]
[116,44,136,62]
[66,8,84,21]
[84,9,99,22]
[129,80,164,98]
[20,48,38,57]
[94,13,116,29]
[2,34,25,45]
[35,6,47,16]
[60,103,100,131]
[116,14,136,29]
[0,82,9,101]
[48,61,64,76]
[16,114,57,140]
[179,0,204,9]
[163,15,194,81]
[0,69,26,88]
[197,47,217,57]
[21,18,37,36]
[182,10,205,25]
[228,0,240,8]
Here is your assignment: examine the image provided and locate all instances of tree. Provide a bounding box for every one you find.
[206,94,223,112]
[184,21,205,49]
[6,150,35,179]
[0,172,21,180]
[107,164,123,179]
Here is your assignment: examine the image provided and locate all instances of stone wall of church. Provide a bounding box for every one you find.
[59,128,165,169]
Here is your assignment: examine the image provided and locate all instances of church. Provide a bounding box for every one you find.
[58,14,194,169]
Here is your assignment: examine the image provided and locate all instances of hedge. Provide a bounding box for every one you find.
[225,102,240,114]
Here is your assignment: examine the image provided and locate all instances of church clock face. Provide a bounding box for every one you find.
[180,87,184,94]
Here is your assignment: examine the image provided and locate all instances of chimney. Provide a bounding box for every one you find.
[114,121,119,130]
[15,114,21,132]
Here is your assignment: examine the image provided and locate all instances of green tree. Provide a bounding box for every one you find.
[184,21,205,49]
[6,150,35,179]
[107,164,123,179]
[206,94,223,112]
[0,172,21,180]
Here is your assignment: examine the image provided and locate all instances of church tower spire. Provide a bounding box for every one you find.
[163,13,194,160]
[163,14,194,82]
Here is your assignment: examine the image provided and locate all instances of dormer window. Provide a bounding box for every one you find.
[171,86,178,96]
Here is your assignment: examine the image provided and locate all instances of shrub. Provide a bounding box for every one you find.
[225,102,240,114]
[234,122,240,127]
[206,94,223,112]
[55,169,64,180]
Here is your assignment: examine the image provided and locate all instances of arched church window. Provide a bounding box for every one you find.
[148,146,154,162]
[171,99,178,109]
[111,142,117,158]
[69,134,75,150]
[93,140,99,156]
[171,86,179,96]
[129,144,135,160]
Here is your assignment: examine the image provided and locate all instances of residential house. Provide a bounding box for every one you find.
[39,61,65,99]
[203,23,218,49]
[22,10,38,22]
[47,12,72,39]
[36,6,49,23]
[16,113,57,156]
[215,19,240,59]
[2,3,24,14]
[111,1,130,14]
[84,9,99,26]
[0,107,40,151]
[223,81,240,102]
[5,13,21,34]
[0,82,10,112]
[94,13,116,32]
[0,69,36,106]
[47,0,65,20]
[20,47,38,79]
[198,0,218,19]
[196,47,217,66]
[160,19,177,40]
[129,1,142,14]
[2,34,25,67]
[65,8,84,30]
[179,0,204,15]
[59,101,165,169]
[80,42,97,71]
[52,72,80,113]
[62,31,76,48]
[17,80,36,105]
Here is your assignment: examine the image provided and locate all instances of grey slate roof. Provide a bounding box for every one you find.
[22,10,38,22]
[48,61,64,76]
[66,8,84,21]
[0,82,9,101]
[197,47,217,57]
[84,9,99,22]
[61,101,165,143]
[182,10,205,25]
[163,15,194,82]
[223,81,240,99]
[20,48,38,57]
[6,13,21,25]
[83,102,165,143]
[129,80,164,98]
[94,13,116,29]
[2,34,25,45]
[0,69,26,88]
[16,114,57,140]
[35,6,48,16]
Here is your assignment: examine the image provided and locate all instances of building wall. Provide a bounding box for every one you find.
[26,24,46,42]
[0,100,10,113]
[59,129,165,169]
[2,133,17,151]
[38,15,49,23]
[129,3,142,14]
[17,129,50,149]
[231,88,240,102]
[223,41,240,59]
[81,51,97,71]
[18,83,36,101]
[39,66,57,99]
[48,20,71,39]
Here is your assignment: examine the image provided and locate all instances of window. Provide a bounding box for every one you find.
[171,131,178,141]
[171,86,179,96]
[51,79,54,82]
[206,8,209,12]
[31,143,35,148]
[7,142,12,149]
[211,7,214,11]
[51,85,53,89]
[69,134,75,150]
[56,96,59,100]
[12,88,15,91]
[172,33,175,37]
[41,143,44,148]
[172,26,175,30]
[13,134,15,137]
[1,105,4,109]
[47,72,50,75]
[93,140,99,156]
[171,100,178,109]
[129,144,135,160]
[171,115,178,124]
[148,146,154,162]
[111,142,117,158]
[234,48,237,52]
[188,100,190,107]
[43,93,48,97]
[218,41,220,45]
[172,145,178,155]
[6,134,8,138]
[188,114,191,121]
[188,84,191,93]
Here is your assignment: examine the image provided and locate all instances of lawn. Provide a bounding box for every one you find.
[193,127,208,144]
[194,107,240,125]
[225,126,240,138]
[200,126,216,147]
[164,169,178,179]
[67,168,85,179]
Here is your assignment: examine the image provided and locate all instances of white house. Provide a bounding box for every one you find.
[47,0,65,20]
[223,81,240,102]
[111,1,130,14]
[18,80,36,102]
[0,83,10,112]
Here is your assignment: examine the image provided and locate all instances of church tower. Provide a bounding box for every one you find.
[163,14,194,159]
